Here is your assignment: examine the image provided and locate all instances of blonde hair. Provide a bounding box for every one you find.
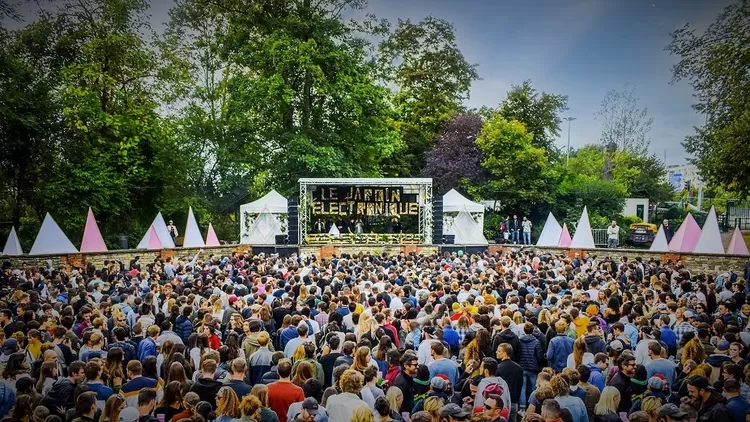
[512,311,523,326]
[215,387,241,418]
[538,309,552,326]
[352,346,371,373]
[350,404,375,422]
[238,395,262,418]
[594,386,621,415]
[682,338,707,366]
[250,384,269,406]
[386,386,403,413]
[340,369,364,394]
[423,396,444,422]
[641,396,662,422]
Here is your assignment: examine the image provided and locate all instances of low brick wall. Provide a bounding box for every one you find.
[0,245,253,270]
[529,246,749,274]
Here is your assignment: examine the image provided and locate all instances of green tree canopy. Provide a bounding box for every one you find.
[667,0,750,195]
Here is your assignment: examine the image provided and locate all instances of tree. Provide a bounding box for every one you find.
[667,0,750,194]
[474,115,559,217]
[220,0,400,194]
[43,0,170,242]
[555,176,627,224]
[595,85,653,155]
[422,114,486,195]
[377,17,479,175]
[495,80,568,155]
[0,16,69,240]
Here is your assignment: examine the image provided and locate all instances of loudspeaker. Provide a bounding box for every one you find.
[288,199,299,244]
[275,235,289,245]
[433,197,443,243]
[442,235,455,244]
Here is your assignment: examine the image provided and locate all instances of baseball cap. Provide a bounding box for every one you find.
[302,398,319,415]
[430,377,447,391]
[688,375,710,390]
[717,340,730,351]
[609,339,625,352]
[118,407,140,422]
[657,303,668,310]
[441,403,471,419]
[423,326,436,336]
[658,404,687,419]
[2,339,18,355]
[683,310,695,318]
[648,376,665,391]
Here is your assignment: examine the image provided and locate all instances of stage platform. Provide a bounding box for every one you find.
[251,243,499,259]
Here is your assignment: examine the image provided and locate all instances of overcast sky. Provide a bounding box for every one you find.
[17,0,733,164]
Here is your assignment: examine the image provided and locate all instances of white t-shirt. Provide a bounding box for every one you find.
[417,339,441,366]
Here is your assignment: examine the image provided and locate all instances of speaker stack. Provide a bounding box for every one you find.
[288,198,299,245]
[433,197,443,244]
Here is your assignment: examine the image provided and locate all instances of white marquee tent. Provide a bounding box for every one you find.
[240,190,288,244]
[443,189,484,236]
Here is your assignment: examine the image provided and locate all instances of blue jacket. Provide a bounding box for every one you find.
[0,382,15,417]
[174,316,193,344]
[442,326,460,348]
[279,326,298,350]
[660,326,677,347]
[547,334,574,373]
[727,395,750,422]
[624,323,639,349]
[588,364,605,391]
[137,337,157,361]
[584,335,607,355]
[519,334,543,373]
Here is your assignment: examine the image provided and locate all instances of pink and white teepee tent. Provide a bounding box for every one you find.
[558,223,572,247]
[205,223,220,247]
[80,208,108,253]
[668,213,702,252]
[2,227,23,256]
[727,226,749,255]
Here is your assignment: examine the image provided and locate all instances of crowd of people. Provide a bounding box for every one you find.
[0,247,749,422]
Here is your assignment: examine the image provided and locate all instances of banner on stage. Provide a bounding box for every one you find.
[311,186,419,216]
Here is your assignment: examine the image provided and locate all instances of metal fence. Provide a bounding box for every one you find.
[592,229,608,247]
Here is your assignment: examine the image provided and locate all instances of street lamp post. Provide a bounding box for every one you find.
[564,117,576,166]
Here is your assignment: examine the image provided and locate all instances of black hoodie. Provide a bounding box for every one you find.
[492,329,521,362]
[584,335,607,355]
[189,376,223,408]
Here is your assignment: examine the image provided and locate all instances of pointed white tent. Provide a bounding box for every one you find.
[536,212,563,247]
[649,225,670,252]
[2,227,23,256]
[247,208,282,244]
[205,223,220,247]
[135,226,163,250]
[452,207,488,244]
[137,213,175,249]
[240,190,289,243]
[30,213,78,255]
[443,189,485,236]
[570,207,596,249]
[328,223,340,238]
[182,207,205,248]
[693,206,724,254]
[727,226,749,255]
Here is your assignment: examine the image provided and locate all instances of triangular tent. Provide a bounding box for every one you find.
[30,213,78,255]
[669,213,701,252]
[247,208,282,244]
[558,223,572,247]
[182,207,205,248]
[693,206,724,254]
[328,223,340,238]
[452,207,488,245]
[727,226,749,256]
[570,207,596,249]
[536,212,562,247]
[2,227,23,256]
[649,225,670,252]
[147,226,162,249]
[137,213,175,249]
[80,208,108,253]
[205,223,220,247]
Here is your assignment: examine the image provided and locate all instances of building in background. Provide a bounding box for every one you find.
[666,164,702,191]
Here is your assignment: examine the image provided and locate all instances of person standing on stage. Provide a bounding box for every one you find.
[167,220,178,244]
[314,218,326,233]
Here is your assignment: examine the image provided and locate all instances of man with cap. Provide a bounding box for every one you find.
[118,407,140,422]
[291,397,327,422]
[0,338,19,375]
[673,311,698,344]
[658,404,688,422]
[687,375,733,422]
[412,376,451,413]
[441,403,470,422]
